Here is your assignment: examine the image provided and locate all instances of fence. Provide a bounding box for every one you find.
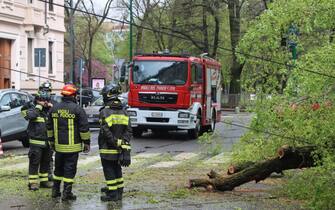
[221,93,254,109]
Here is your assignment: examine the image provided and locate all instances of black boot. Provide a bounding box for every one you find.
[52,181,61,198]
[101,190,118,202]
[118,187,123,200]
[40,181,53,188]
[62,183,76,201]
[100,186,108,193]
[28,183,39,191]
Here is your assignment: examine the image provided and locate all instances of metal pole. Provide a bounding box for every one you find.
[129,0,133,61]
[38,50,41,86]
[79,58,83,107]
[70,0,75,83]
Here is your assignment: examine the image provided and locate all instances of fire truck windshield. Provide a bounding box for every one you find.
[132,61,188,85]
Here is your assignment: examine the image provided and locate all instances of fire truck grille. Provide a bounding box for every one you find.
[146,117,170,123]
[139,93,177,104]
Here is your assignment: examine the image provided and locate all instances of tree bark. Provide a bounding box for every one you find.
[202,0,209,53]
[88,36,93,87]
[227,161,255,175]
[189,145,317,191]
[227,0,244,107]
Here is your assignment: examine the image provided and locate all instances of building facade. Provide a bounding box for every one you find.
[0,0,65,92]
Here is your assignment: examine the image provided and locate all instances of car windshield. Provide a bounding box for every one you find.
[92,97,103,106]
[132,61,188,85]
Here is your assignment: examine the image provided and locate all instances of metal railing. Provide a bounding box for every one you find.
[221,93,254,109]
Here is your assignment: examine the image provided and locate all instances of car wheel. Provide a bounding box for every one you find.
[20,137,30,148]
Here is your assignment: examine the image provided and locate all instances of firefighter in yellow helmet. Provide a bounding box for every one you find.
[47,84,91,201]
[99,83,131,202]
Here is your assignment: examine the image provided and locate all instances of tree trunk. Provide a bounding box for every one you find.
[189,145,317,192]
[202,0,209,53]
[227,0,243,108]
[168,10,176,51]
[227,161,256,175]
[88,36,94,87]
[211,14,220,58]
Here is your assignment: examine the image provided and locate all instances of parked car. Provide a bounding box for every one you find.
[84,92,128,128]
[50,94,62,104]
[78,88,100,107]
[84,96,103,128]
[0,89,33,147]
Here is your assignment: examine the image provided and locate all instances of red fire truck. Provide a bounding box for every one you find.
[127,52,222,139]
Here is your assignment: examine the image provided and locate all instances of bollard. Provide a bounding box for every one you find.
[235,106,240,114]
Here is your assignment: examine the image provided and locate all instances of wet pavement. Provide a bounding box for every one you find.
[0,112,304,209]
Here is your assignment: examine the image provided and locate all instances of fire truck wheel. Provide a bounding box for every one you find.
[132,128,143,138]
[210,111,216,132]
[188,113,201,139]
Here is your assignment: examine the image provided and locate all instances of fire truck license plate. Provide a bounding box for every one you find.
[151,112,163,117]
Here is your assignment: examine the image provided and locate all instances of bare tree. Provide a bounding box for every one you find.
[65,0,83,83]
[163,0,222,57]
[81,0,113,86]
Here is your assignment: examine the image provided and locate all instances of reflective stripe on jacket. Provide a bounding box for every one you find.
[98,100,132,160]
[21,103,49,148]
[47,97,90,153]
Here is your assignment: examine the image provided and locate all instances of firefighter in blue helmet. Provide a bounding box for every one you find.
[47,84,91,201]
[21,90,53,190]
[99,83,132,202]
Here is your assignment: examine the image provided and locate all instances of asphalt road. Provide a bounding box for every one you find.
[1,112,252,158]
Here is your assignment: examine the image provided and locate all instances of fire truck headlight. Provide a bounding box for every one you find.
[178,112,190,118]
[127,111,137,116]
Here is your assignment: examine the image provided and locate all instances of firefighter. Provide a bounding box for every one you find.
[47,84,91,201]
[99,83,132,202]
[21,91,53,191]
[39,81,52,92]
[38,81,54,181]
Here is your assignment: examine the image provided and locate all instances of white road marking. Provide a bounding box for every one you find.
[204,152,231,164]
[132,152,161,159]
[149,161,181,168]
[173,152,198,161]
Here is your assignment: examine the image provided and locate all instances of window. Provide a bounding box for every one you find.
[0,94,11,107]
[191,63,203,83]
[211,87,217,103]
[10,93,23,108]
[48,41,53,74]
[49,0,54,11]
[28,38,33,73]
[132,61,188,85]
[19,94,29,105]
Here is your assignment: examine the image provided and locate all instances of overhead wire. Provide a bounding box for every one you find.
[0,1,325,144]
[0,66,64,84]
[37,0,335,79]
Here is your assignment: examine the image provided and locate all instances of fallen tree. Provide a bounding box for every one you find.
[189,145,317,191]
[227,161,255,175]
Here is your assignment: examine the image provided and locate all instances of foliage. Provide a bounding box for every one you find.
[238,0,335,93]
[198,132,223,157]
[282,164,335,210]
[233,1,335,207]
[168,188,192,199]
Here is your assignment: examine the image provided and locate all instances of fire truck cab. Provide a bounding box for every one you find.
[127,53,221,139]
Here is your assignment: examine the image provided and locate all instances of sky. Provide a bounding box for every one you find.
[91,0,126,19]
